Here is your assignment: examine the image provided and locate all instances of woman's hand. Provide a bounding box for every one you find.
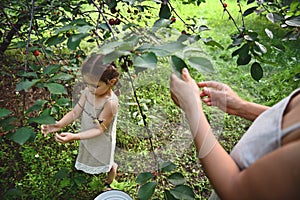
[41,123,61,137]
[170,68,202,112]
[198,81,244,116]
[55,132,79,144]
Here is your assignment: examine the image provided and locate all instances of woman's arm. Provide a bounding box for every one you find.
[170,69,300,199]
[198,81,269,121]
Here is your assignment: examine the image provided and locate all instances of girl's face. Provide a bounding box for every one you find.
[83,75,111,96]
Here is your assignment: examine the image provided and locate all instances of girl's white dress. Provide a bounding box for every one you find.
[75,91,118,174]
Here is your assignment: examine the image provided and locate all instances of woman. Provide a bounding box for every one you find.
[170,68,300,199]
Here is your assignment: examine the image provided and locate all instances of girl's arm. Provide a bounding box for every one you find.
[55,99,118,143]
[56,92,86,128]
[42,92,86,136]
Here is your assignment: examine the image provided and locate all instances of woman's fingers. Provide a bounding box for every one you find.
[198,81,225,90]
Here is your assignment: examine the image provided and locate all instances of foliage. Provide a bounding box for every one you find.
[1,0,300,199]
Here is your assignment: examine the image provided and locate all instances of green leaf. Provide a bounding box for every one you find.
[122,23,137,31]
[202,37,224,49]
[230,37,244,47]
[70,19,90,26]
[103,50,130,64]
[164,190,177,200]
[98,23,109,30]
[46,83,67,94]
[254,41,267,54]
[133,53,157,69]
[198,25,209,32]
[11,127,35,145]
[237,54,251,66]
[67,33,89,50]
[285,16,300,27]
[43,65,62,75]
[99,41,125,54]
[169,185,195,200]
[238,44,250,58]
[60,178,71,188]
[152,18,171,32]
[138,182,157,200]
[16,79,40,91]
[168,172,185,185]
[266,12,283,23]
[243,6,258,17]
[26,99,48,114]
[1,117,17,132]
[159,4,171,19]
[0,108,12,118]
[73,174,87,186]
[188,57,214,73]
[106,0,117,9]
[136,172,154,185]
[50,73,73,81]
[28,114,56,124]
[265,28,273,39]
[99,40,136,55]
[251,62,263,81]
[159,161,176,172]
[151,42,186,57]
[56,98,71,106]
[54,168,70,179]
[170,55,188,77]
[45,35,66,46]
[54,25,74,35]
[21,72,38,78]
[77,25,93,33]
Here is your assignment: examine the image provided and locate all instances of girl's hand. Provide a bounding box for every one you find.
[41,123,61,137]
[55,132,79,144]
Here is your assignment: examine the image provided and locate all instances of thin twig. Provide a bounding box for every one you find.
[237,0,245,30]
[126,69,159,168]
[22,0,35,124]
[168,1,196,33]
[219,0,242,34]
[90,0,117,41]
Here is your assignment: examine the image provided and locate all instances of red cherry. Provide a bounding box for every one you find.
[171,17,176,24]
[181,30,187,35]
[33,50,40,56]
[223,3,227,8]
[109,18,115,25]
[115,18,121,25]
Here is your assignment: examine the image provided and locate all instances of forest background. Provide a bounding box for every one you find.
[0,0,299,199]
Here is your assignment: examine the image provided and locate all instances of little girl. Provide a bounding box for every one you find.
[41,53,120,189]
